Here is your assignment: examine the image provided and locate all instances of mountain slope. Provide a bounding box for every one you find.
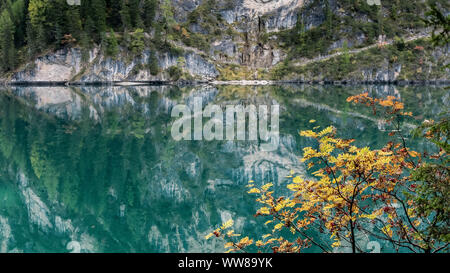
[0,0,448,83]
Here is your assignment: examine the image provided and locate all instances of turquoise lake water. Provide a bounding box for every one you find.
[0,84,447,253]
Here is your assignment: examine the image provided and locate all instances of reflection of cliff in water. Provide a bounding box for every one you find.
[0,84,447,252]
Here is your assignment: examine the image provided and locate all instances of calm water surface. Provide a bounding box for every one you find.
[0,84,447,253]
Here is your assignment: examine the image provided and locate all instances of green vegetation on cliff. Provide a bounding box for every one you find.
[0,0,448,81]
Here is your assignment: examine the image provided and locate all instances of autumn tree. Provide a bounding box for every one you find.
[207,94,449,253]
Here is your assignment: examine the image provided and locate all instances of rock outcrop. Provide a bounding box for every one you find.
[2,0,448,83]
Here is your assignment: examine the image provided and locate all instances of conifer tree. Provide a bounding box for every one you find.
[89,0,107,40]
[0,10,15,72]
[143,0,157,29]
[120,0,132,31]
[66,5,83,41]
[105,28,119,58]
[129,0,143,28]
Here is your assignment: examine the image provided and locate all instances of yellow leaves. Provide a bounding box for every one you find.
[382,225,393,238]
[238,105,426,253]
[301,147,318,162]
[224,242,234,249]
[226,230,241,237]
[225,230,234,237]
[360,211,381,220]
[273,203,284,212]
[319,142,335,155]
[407,208,416,217]
[223,236,254,252]
[287,176,305,191]
[358,146,372,156]
[273,223,284,231]
[300,130,318,138]
[259,207,271,215]
[290,227,296,234]
[293,176,303,184]
[331,241,341,248]
[287,183,301,192]
[239,237,251,244]
[221,219,234,230]
[348,146,359,153]
[286,201,296,208]
[309,119,316,123]
[237,237,253,249]
[312,170,326,178]
[318,126,335,137]
[300,126,335,145]
[330,233,342,248]
[261,183,273,191]
[273,198,296,212]
[248,188,260,194]
[205,228,220,240]
[335,138,355,149]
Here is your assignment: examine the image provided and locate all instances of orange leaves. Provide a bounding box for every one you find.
[347,92,410,117]
[181,27,189,38]
[346,92,370,103]
[408,150,421,158]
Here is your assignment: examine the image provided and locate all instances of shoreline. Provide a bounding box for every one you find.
[1,79,449,87]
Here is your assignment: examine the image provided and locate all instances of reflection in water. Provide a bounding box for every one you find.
[0,84,447,253]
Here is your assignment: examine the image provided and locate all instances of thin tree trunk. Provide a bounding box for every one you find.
[350,219,356,253]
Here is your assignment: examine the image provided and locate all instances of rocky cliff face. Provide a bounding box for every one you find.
[11,46,218,82]
[3,0,449,83]
[6,0,306,83]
